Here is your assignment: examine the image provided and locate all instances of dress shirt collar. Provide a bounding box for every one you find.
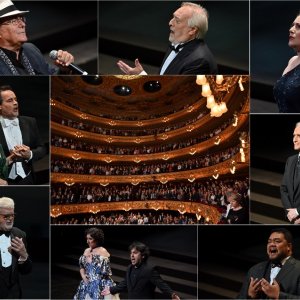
[0,116,19,128]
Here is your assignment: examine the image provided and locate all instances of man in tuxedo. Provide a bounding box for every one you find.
[238,228,300,299]
[117,2,217,75]
[0,0,74,75]
[0,197,32,298]
[281,122,300,224]
[0,85,47,184]
[102,241,180,299]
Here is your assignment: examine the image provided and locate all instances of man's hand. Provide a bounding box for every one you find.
[261,278,280,299]
[10,237,28,260]
[171,292,180,300]
[55,50,74,67]
[0,178,8,185]
[248,277,263,299]
[287,208,299,222]
[13,145,31,160]
[117,59,144,75]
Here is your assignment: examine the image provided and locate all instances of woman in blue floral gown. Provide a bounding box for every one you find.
[74,228,119,300]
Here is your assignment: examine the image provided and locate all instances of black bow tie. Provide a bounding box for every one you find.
[271,262,282,268]
[169,43,186,53]
[0,230,10,237]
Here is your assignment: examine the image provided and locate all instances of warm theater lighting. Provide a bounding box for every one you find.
[214,136,221,145]
[71,153,81,160]
[104,157,112,163]
[64,178,75,186]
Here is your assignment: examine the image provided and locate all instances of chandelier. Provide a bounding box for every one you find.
[196,75,246,117]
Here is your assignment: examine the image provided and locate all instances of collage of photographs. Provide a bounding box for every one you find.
[0,0,299,299]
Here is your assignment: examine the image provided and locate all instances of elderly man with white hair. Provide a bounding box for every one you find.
[0,197,32,298]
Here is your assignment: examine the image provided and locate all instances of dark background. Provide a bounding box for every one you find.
[0,76,50,184]
[251,114,299,173]
[52,225,197,258]
[99,1,249,74]
[0,186,49,299]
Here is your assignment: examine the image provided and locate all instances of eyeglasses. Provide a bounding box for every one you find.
[0,16,26,26]
[0,213,16,220]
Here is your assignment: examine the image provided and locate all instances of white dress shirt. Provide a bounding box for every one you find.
[160,43,183,75]
[0,116,26,179]
[0,234,12,267]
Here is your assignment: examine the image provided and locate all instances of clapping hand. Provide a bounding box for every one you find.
[12,145,31,160]
[11,237,28,260]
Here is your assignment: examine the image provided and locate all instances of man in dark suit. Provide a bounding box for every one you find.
[281,122,300,224]
[102,241,180,299]
[0,197,32,298]
[0,85,47,184]
[116,2,217,75]
[238,228,300,299]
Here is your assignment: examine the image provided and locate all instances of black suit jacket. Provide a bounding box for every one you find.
[159,39,218,75]
[0,227,32,299]
[110,262,174,299]
[237,257,300,299]
[281,155,300,213]
[0,116,46,182]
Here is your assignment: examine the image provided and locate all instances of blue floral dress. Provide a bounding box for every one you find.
[74,254,117,300]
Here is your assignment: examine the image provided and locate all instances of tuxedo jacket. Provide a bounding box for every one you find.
[159,39,218,75]
[110,262,174,299]
[237,257,300,299]
[0,116,47,179]
[281,154,300,213]
[0,227,32,299]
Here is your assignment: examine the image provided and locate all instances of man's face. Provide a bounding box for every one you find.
[293,125,300,151]
[130,247,143,266]
[267,232,291,262]
[168,6,197,44]
[0,90,19,119]
[0,207,15,231]
[0,15,27,51]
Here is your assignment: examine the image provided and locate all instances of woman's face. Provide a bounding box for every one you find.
[86,234,97,249]
[289,15,300,51]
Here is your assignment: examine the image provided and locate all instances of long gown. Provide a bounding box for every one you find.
[74,254,119,300]
[273,64,300,113]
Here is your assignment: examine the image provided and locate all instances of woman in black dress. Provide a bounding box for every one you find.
[225,192,248,224]
[274,13,300,112]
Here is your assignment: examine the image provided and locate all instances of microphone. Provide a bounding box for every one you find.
[49,50,88,75]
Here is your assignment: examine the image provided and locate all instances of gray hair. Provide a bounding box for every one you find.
[295,122,300,128]
[0,197,14,209]
[181,2,208,39]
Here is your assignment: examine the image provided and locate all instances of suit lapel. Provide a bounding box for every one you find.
[163,44,194,74]
[0,124,9,156]
[275,257,295,283]
[18,117,28,146]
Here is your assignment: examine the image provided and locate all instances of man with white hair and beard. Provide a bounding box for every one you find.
[0,197,32,298]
